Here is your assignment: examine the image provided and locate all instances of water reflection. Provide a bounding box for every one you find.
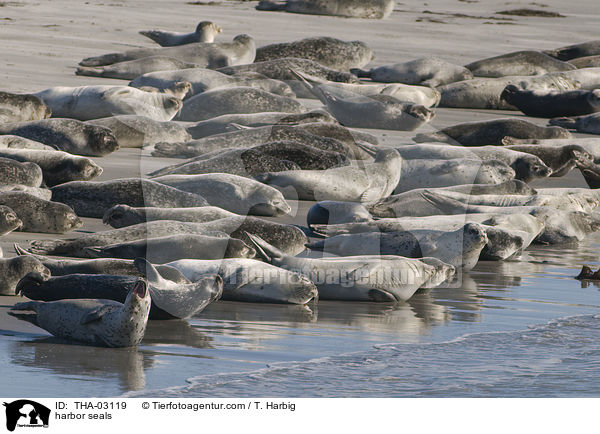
[143,319,214,349]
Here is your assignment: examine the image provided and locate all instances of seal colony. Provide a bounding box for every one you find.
[3,5,600,350]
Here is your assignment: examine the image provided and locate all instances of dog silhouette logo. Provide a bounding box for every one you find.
[3,400,50,432]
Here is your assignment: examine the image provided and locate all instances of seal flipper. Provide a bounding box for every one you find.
[81,305,113,325]
[244,232,284,263]
[8,301,41,327]
[421,190,470,214]
[349,68,372,78]
[28,239,67,255]
[548,116,578,129]
[135,257,190,285]
[368,289,397,303]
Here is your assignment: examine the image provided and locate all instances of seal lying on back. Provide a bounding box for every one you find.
[87,115,191,148]
[0,256,49,295]
[501,85,600,118]
[247,234,454,301]
[50,178,209,218]
[34,86,184,122]
[76,57,199,80]
[176,87,304,122]
[352,58,473,87]
[0,118,119,157]
[152,173,291,216]
[0,157,43,187]
[414,118,571,145]
[0,148,102,187]
[544,40,600,61]
[80,34,255,67]
[254,36,373,70]
[0,92,51,123]
[140,21,222,47]
[465,51,576,78]
[148,141,349,177]
[256,148,401,202]
[549,113,600,134]
[9,279,151,347]
[256,0,394,19]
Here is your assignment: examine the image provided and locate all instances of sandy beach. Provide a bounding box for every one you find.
[1,0,600,397]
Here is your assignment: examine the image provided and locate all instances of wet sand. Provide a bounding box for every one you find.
[0,0,599,397]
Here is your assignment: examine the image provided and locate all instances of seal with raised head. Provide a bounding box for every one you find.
[0,91,51,123]
[0,256,49,296]
[79,34,256,68]
[34,85,185,122]
[465,50,576,78]
[0,157,43,187]
[256,0,394,19]
[501,85,600,118]
[9,278,151,347]
[352,58,473,87]
[544,40,600,61]
[50,178,209,219]
[139,21,222,47]
[255,148,401,202]
[414,118,571,145]
[0,118,119,157]
[152,173,292,216]
[549,113,600,134]
[0,148,102,187]
[175,86,304,122]
[0,205,22,235]
[87,115,191,148]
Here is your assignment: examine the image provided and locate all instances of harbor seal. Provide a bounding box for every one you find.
[255,148,401,202]
[84,233,255,263]
[139,21,222,46]
[34,85,184,122]
[0,157,43,187]
[0,135,55,151]
[102,205,237,228]
[130,68,294,99]
[176,87,304,122]
[306,201,372,226]
[570,55,600,68]
[394,159,515,193]
[152,173,291,216]
[544,40,600,61]
[352,58,473,87]
[0,192,82,233]
[414,118,571,145]
[87,115,191,148]
[254,37,373,70]
[166,258,318,304]
[247,233,453,302]
[549,113,600,134]
[0,148,102,187]
[50,178,209,219]
[465,51,576,77]
[79,34,256,68]
[0,118,119,157]
[0,92,51,123]
[502,143,592,177]
[148,141,349,177]
[0,185,51,200]
[256,0,394,19]
[0,205,22,235]
[501,85,600,118]
[9,279,151,347]
[0,256,49,295]
[76,56,199,80]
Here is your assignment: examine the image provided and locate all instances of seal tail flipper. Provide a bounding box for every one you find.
[14,243,33,257]
[8,302,41,327]
[75,66,106,77]
[349,68,371,78]
[548,116,578,129]
[243,232,284,263]
[81,247,104,258]
[139,30,163,45]
[354,141,379,158]
[421,190,471,214]
[28,239,66,255]
[151,142,187,158]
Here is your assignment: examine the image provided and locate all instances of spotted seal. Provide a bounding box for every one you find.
[0,157,43,187]
[0,256,49,296]
[139,21,222,46]
[465,50,576,78]
[0,135,55,151]
[0,91,51,123]
[549,113,600,134]
[0,205,22,235]
[502,143,592,177]
[76,57,199,80]
[102,205,237,228]
[256,0,394,19]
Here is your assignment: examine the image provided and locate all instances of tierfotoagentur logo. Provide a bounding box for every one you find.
[3,400,50,432]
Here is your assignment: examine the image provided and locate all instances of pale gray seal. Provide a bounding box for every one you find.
[0,118,119,157]
[255,148,401,202]
[9,279,151,347]
[0,256,49,296]
[352,58,473,87]
[87,115,191,148]
[152,173,291,216]
[0,157,43,187]
[544,40,600,61]
[0,92,51,123]
[570,55,600,68]
[148,141,349,177]
[139,21,222,46]
[306,201,372,227]
[102,205,237,228]
[247,233,453,302]
[0,185,51,200]
[465,51,576,77]
[84,233,255,263]
[0,205,22,235]
[166,258,318,304]
[0,192,82,233]
[0,135,55,151]
[0,148,102,187]
[50,178,209,219]
[79,34,256,68]
[34,85,184,122]
[254,36,373,70]
[501,85,600,118]
[549,113,600,134]
[129,68,294,99]
[256,0,394,19]
[76,56,199,80]
[175,87,304,122]
[414,118,571,145]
